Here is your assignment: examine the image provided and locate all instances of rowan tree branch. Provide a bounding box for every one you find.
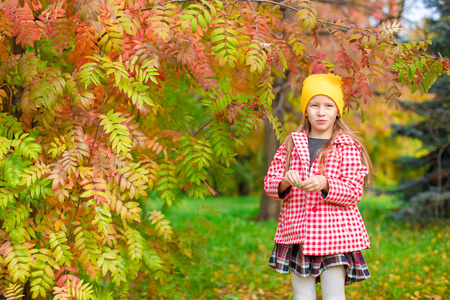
[68,87,114,244]
[141,0,446,63]
[143,0,359,31]
[246,0,260,38]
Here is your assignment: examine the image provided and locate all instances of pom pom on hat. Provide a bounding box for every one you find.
[300,74,344,116]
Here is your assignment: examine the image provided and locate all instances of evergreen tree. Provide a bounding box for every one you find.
[391,0,450,220]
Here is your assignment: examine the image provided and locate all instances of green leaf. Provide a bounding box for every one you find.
[198,14,206,30]
[407,67,413,81]
[211,27,225,36]
[203,9,211,24]
[399,69,404,82]
[191,18,198,33]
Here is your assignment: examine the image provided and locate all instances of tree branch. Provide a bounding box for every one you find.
[141,0,446,63]
[143,0,354,30]
[68,87,114,244]
[193,117,214,137]
[246,0,260,38]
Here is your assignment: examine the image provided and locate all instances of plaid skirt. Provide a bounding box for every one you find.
[268,244,371,285]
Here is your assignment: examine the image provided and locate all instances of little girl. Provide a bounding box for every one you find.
[264,74,372,300]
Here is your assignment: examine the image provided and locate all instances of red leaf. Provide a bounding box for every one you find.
[6,4,42,47]
[57,274,81,287]
[204,182,218,196]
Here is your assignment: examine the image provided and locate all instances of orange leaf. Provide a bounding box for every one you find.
[55,220,62,231]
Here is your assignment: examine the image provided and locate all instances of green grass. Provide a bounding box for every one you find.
[164,195,449,300]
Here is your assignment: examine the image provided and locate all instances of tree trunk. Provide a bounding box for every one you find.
[256,116,282,220]
[3,37,25,118]
[256,75,291,221]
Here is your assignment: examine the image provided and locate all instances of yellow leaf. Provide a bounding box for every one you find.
[368,35,377,48]
[55,220,62,231]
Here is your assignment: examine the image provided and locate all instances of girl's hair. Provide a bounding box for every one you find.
[283,116,373,185]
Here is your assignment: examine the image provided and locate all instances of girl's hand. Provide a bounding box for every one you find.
[299,175,329,193]
[283,170,302,187]
[278,170,302,193]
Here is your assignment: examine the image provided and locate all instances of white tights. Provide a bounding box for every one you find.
[290,266,346,300]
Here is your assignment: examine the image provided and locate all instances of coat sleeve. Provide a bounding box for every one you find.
[324,143,368,206]
[264,143,291,201]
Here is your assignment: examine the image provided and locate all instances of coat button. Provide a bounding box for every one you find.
[312,206,317,212]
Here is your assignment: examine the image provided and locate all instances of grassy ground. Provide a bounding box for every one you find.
[165,194,449,300]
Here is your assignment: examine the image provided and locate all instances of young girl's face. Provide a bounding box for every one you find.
[306,95,339,139]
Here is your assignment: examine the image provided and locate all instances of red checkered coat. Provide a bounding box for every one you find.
[264,131,371,256]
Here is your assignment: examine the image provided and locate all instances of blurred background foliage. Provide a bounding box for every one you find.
[389,0,450,220]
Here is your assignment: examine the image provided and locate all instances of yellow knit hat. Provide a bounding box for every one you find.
[300,74,344,116]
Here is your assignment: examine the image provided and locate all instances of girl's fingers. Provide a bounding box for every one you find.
[300,180,320,192]
[287,171,301,186]
[300,175,326,192]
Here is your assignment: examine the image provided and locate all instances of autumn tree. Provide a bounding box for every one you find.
[0,0,448,299]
